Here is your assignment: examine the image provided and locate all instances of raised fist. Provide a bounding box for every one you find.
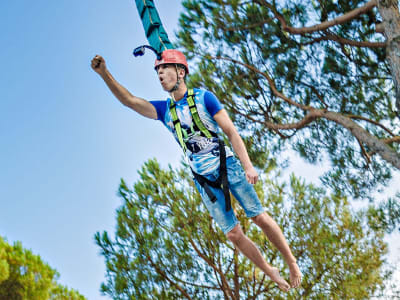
[91,55,107,74]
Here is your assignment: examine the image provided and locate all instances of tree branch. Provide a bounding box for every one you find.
[233,249,240,299]
[256,0,377,34]
[255,273,267,297]
[169,266,221,291]
[231,98,400,168]
[188,238,236,299]
[367,136,400,157]
[382,136,400,144]
[302,33,386,48]
[294,80,329,108]
[273,128,292,139]
[214,54,396,139]
[355,135,372,164]
[198,54,400,169]
[146,254,193,300]
[323,111,400,169]
[209,55,312,111]
[346,114,396,136]
[223,20,269,32]
[230,104,322,130]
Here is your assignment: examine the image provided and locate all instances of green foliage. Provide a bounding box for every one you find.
[366,193,400,233]
[49,285,87,300]
[96,158,397,299]
[176,0,400,199]
[0,236,86,300]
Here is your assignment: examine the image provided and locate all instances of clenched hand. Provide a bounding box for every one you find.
[91,55,107,75]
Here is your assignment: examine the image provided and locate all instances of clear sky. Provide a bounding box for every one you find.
[1,1,399,299]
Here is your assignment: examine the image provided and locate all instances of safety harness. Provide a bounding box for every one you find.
[170,89,232,212]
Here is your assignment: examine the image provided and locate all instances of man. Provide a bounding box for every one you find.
[91,50,302,291]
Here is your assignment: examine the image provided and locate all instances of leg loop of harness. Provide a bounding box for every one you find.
[192,140,231,212]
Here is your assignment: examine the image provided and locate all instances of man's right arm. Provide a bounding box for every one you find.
[91,55,157,120]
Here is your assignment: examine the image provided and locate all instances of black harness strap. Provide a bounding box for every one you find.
[192,140,231,212]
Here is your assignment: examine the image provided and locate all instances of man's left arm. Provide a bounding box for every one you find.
[213,109,259,184]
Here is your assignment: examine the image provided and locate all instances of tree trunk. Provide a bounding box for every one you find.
[376,0,400,115]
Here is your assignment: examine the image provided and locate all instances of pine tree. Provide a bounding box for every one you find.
[96,159,398,299]
[176,0,400,199]
[0,236,86,300]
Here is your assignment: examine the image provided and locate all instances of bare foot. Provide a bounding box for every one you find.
[288,262,302,288]
[268,267,290,292]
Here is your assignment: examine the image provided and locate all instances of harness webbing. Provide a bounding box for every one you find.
[169,89,231,211]
[192,140,231,212]
[187,89,213,139]
[170,104,186,152]
[169,89,217,151]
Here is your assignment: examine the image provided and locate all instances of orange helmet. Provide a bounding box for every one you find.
[154,49,189,74]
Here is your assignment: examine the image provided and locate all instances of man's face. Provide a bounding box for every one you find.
[156,64,177,91]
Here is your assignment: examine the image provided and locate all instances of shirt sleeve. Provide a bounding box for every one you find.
[149,100,167,124]
[204,91,224,117]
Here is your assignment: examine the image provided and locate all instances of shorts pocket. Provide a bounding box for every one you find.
[226,157,245,185]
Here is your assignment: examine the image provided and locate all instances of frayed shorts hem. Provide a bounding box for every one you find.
[245,208,266,219]
[222,220,239,235]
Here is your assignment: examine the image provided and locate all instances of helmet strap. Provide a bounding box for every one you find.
[168,64,181,93]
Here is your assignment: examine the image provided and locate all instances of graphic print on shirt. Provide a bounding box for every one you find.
[163,89,233,175]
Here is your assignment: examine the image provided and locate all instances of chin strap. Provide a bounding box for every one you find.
[168,64,181,93]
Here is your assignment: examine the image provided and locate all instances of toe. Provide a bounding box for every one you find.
[291,275,302,288]
[279,283,290,292]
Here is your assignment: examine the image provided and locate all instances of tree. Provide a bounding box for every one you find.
[0,236,86,300]
[95,159,398,299]
[176,0,400,199]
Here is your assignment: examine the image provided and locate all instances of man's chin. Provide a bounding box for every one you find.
[161,85,170,92]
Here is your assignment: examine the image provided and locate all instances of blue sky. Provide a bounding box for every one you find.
[0,1,183,299]
[1,1,399,299]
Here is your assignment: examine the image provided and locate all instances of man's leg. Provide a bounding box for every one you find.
[226,224,290,292]
[251,212,302,288]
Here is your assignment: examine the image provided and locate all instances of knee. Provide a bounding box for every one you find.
[251,212,270,227]
[226,224,244,244]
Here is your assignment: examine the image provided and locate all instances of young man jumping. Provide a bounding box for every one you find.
[91,50,302,291]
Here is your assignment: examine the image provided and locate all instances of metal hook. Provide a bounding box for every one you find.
[132,45,161,60]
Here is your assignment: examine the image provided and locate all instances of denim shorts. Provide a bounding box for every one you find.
[193,155,265,234]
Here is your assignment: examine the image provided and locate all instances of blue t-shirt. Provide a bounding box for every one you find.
[150,88,234,175]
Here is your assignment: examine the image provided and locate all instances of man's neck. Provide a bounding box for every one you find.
[171,84,188,102]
